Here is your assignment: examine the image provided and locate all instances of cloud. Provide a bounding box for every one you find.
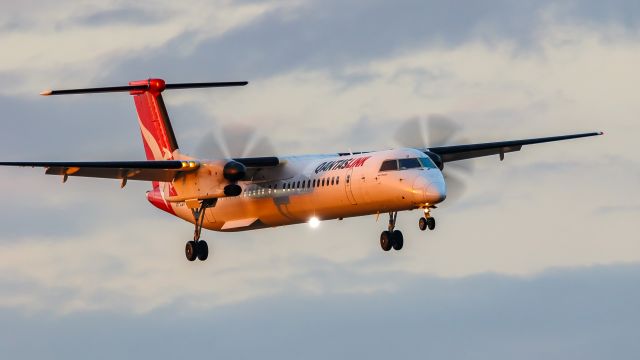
[104,0,640,84]
[1,264,639,359]
[0,0,287,95]
[0,0,638,319]
[72,6,167,27]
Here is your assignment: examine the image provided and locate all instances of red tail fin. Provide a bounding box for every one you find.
[129,79,179,161]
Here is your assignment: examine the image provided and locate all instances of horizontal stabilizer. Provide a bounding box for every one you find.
[40,80,248,96]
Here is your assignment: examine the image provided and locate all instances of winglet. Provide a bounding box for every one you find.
[40,89,52,96]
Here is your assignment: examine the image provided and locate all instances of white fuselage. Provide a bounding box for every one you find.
[165,148,446,231]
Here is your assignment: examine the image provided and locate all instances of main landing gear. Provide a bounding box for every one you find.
[379,207,438,252]
[185,199,215,262]
[380,212,404,251]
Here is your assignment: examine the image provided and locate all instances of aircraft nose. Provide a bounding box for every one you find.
[413,174,446,204]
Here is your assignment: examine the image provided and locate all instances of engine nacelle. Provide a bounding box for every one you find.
[223,160,246,182]
[170,159,246,201]
[423,150,444,170]
[224,184,242,196]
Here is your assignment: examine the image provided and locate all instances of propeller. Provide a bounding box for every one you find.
[195,123,277,159]
[394,115,474,203]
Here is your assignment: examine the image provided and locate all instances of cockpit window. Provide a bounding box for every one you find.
[379,160,398,172]
[418,157,437,169]
[398,158,421,170]
[380,157,436,172]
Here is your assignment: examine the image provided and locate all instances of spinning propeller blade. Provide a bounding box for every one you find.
[395,115,475,203]
[196,123,277,159]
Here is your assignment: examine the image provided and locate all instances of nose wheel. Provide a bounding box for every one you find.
[380,212,404,251]
[185,199,215,262]
[418,216,436,231]
[418,206,436,231]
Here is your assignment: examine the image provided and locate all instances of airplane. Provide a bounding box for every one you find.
[0,78,602,262]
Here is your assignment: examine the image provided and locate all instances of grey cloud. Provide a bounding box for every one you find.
[1,264,638,359]
[597,204,640,215]
[0,179,156,240]
[73,6,166,27]
[0,94,140,160]
[105,0,640,83]
[0,89,218,159]
[553,1,640,28]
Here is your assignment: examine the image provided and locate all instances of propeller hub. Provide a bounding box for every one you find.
[223,161,246,182]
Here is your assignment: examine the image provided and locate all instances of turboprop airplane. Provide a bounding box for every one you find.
[0,79,602,261]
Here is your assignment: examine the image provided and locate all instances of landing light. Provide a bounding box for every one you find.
[308,216,320,228]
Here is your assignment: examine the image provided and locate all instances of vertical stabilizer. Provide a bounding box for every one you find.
[128,79,179,161]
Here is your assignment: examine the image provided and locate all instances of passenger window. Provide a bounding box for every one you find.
[297,181,300,188]
[346,175,350,184]
[379,160,398,172]
[398,158,421,170]
[322,179,325,187]
[336,176,340,185]
[331,177,335,185]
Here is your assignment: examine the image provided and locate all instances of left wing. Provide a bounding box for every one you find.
[0,156,281,182]
[0,160,197,182]
[427,131,603,162]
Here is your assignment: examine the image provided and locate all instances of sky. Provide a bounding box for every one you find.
[0,0,638,358]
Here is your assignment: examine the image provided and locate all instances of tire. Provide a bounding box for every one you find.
[418,217,427,231]
[380,231,392,251]
[185,241,198,261]
[426,217,436,230]
[392,230,404,250]
[197,240,209,261]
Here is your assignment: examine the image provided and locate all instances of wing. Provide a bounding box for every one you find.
[0,160,197,181]
[0,156,281,182]
[427,131,603,162]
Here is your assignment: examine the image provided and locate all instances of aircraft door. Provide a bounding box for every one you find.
[344,168,357,204]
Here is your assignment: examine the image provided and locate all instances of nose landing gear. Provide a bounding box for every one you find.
[185,199,215,262]
[418,217,435,231]
[380,212,404,251]
[418,206,436,231]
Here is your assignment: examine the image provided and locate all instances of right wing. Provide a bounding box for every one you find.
[427,132,603,162]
